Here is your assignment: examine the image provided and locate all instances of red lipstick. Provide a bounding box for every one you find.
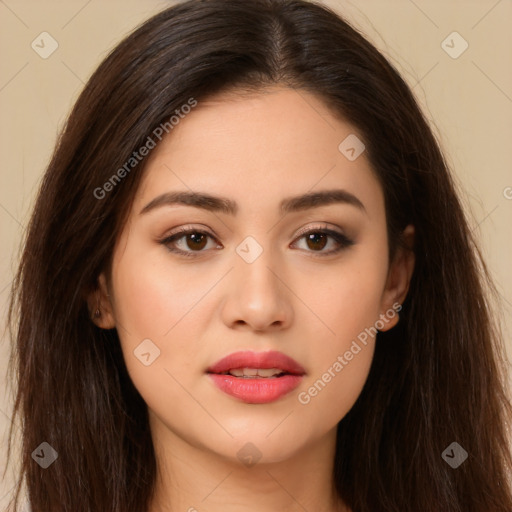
[206,350,305,404]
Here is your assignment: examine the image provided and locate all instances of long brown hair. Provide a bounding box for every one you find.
[5,1,512,510]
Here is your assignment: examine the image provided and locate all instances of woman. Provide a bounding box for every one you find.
[6,0,512,510]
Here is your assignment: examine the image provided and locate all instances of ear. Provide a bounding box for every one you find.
[378,224,415,331]
[87,273,116,329]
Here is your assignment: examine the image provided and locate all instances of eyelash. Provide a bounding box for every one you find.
[159,225,354,259]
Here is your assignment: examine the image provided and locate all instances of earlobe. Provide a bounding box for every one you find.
[378,224,415,332]
[88,273,116,329]
[380,308,400,331]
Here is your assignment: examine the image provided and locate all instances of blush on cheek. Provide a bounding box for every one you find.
[299,336,375,423]
[112,262,173,337]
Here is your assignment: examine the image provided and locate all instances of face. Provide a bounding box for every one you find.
[93,86,414,466]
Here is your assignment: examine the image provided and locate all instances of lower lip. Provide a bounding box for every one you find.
[208,373,303,404]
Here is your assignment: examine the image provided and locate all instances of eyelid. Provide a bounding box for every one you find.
[164,224,215,237]
[162,222,348,240]
[293,222,344,239]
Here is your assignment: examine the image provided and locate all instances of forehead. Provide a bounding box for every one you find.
[132,86,384,219]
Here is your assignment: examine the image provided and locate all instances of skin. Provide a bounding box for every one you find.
[90,86,415,512]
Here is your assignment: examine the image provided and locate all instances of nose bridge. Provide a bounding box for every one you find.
[221,233,292,331]
[236,234,282,302]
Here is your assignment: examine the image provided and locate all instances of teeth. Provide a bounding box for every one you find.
[225,367,285,378]
[255,368,284,378]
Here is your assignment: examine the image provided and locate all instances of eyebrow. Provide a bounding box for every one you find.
[139,189,367,216]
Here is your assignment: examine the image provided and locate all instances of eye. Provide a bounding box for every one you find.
[159,227,221,258]
[291,226,354,256]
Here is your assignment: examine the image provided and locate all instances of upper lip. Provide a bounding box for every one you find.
[207,350,306,375]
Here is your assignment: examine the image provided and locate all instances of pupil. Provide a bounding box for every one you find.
[307,233,327,251]
[187,233,207,250]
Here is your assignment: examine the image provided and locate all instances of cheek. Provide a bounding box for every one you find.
[295,290,378,429]
[109,244,205,395]
[107,247,226,452]
[111,244,198,340]
[302,244,388,347]
[296,341,375,432]
[293,246,387,420]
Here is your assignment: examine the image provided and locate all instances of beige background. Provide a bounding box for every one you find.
[1,0,511,506]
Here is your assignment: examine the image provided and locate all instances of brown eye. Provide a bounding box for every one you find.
[305,232,328,251]
[292,228,354,256]
[184,232,208,251]
[160,229,220,257]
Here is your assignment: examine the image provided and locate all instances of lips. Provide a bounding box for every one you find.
[206,350,305,404]
[206,350,306,376]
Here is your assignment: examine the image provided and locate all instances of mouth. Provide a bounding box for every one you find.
[216,367,289,378]
[206,350,305,404]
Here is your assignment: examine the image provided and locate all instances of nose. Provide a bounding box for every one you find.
[220,246,293,332]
